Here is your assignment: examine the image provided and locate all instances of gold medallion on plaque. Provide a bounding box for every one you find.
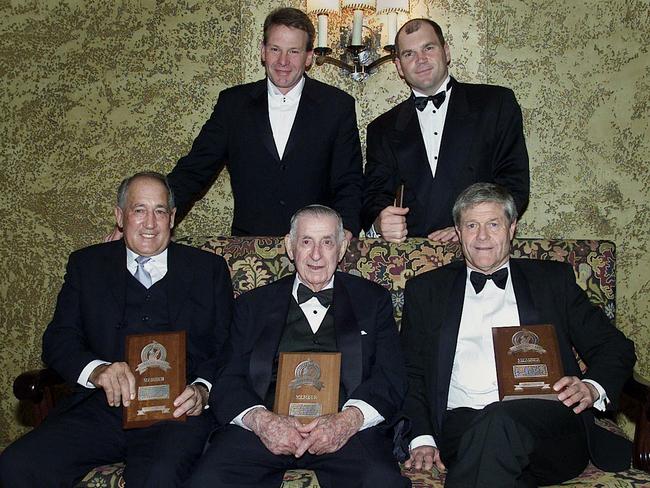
[123,330,186,429]
[274,352,341,424]
[492,324,563,401]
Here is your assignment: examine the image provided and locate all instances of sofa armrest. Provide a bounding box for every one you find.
[13,368,66,426]
[623,372,650,472]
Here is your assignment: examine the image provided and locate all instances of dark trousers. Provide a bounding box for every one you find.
[0,392,214,488]
[439,399,589,488]
[187,424,411,488]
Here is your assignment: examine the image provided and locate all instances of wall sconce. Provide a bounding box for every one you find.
[306,0,409,81]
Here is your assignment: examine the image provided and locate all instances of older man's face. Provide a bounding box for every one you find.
[114,177,175,257]
[456,202,516,274]
[285,214,347,291]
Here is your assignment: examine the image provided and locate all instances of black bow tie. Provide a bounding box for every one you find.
[470,268,509,294]
[297,283,333,307]
[413,91,446,111]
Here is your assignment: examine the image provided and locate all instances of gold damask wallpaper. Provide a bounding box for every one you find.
[0,0,648,447]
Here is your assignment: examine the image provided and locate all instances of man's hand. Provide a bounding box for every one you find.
[553,376,599,414]
[294,407,363,457]
[344,229,354,243]
[89,362,135,407]
[243,408,304,456]
[375,206,409,243]
[427,226,458,243]
[404,446,446,473]
[173,384,208,417]
[104,225,123,242]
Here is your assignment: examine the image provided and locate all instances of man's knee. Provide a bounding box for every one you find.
[0,438,42,486]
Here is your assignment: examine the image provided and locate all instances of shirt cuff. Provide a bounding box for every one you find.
[583,379,609,411]
[231,405,266,430]
[342,399,384,430]
[409,434,436,450]
[78,360,111,388]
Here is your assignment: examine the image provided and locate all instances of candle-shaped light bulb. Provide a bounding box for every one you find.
[317,14,329,48]
[387,12,398,45]
[352,9,363,45]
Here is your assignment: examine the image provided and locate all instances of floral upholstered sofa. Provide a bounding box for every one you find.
[13,237,650,487]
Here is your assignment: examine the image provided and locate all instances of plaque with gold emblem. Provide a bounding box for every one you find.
[492,324,564,401]
[123,330,186,429]
[274,352,341,424]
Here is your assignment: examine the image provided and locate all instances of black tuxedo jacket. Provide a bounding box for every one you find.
[362,78,529,236]
[42,240,233,392]
[168,76,363,236]
[400,259,635,471]
[210,272,407,426]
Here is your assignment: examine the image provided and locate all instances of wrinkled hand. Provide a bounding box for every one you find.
[104,225,123,242]
[173,384,208,417]
[376,206,409,243]
[243,408,304,456]
[404,446,446,473]
[554,376,599,414]
[89,362,135,407]
[427,226,458,243]
[294,407,363,457]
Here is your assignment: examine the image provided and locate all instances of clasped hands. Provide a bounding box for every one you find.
[89,362,208,417]
[243,406,363,457]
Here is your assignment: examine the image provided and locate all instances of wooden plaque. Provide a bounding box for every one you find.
[274,352,341,424]
[492,324,564,401]
[123,330,186,429]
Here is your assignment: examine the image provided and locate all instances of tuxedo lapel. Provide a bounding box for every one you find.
[509,260,541,325]
[436,265,466,429]
[391,99,434,208]
[250,80,280,162]
[249,277,293,399]
[106,241,128,327]
[165,242,193,327]
[332,275,362,396]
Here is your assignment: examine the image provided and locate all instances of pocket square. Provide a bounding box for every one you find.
[360,330,368,335]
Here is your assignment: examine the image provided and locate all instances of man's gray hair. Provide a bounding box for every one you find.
[289,205,345,243]
[452,183,518,226]
[117,171,175,210]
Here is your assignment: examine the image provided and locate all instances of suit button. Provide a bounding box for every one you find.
[279,200,286,206]
[280,164,286,171]
[145,294,151,301]
[313,339,320,345]
[142,315,149,322]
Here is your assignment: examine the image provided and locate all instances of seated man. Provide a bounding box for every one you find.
[400,182,635,487]
[0,172,233,488]
[189,205,410,488]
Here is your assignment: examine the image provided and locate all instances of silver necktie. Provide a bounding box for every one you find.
[134,256,152,288]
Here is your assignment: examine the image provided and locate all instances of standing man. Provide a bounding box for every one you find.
[362,19,529,243]
[188,205,410,488]
[1,172,233,487]
[168,7,362,238]
[400,183,635,486]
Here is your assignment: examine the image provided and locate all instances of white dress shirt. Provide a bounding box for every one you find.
[413,74,452,179]
[232,274,384,431]
[267,77,304,159]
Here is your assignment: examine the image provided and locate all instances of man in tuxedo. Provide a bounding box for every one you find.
[400,183,635,487]
[169,7,362,237]
[0,172,233,487]
[188,205,410,488]
[362,19,529,243]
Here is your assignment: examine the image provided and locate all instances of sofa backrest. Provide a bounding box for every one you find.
[176,236,616,329]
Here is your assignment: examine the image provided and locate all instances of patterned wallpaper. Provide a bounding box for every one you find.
[0,0,647,447]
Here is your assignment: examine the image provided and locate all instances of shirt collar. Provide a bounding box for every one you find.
[412,74,452,98]
[126,246,168,268]
[267,76,305,102]
[292,273,335,301]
